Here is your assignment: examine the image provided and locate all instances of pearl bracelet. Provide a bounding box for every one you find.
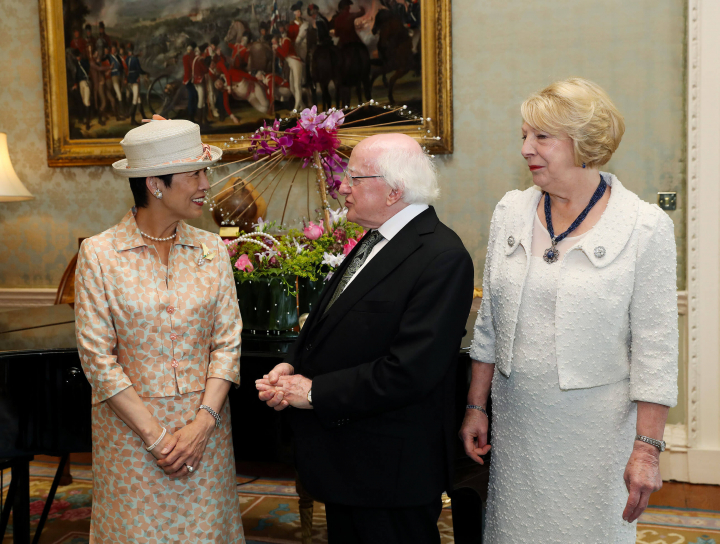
[145,427,167,452]
[466,404,488,417]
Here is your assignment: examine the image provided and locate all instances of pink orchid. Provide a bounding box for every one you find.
[298,106,326,134]
[304,220,325,240]
[249,120,295,159]
[343,238,358,255]
[235,254,254,272]
[319,109,345,131]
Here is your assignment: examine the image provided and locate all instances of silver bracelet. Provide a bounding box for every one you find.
[635,434,666,452]
[199,404,221,427]
[146,427,167,451]
[466,404,488,417]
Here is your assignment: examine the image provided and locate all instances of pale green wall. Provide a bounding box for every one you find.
[437,0,686,290]
[0,1,686,417]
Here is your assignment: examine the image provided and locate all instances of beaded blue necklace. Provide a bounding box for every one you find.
[543,175,608,264]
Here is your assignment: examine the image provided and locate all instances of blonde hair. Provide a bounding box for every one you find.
[521,77,625,168]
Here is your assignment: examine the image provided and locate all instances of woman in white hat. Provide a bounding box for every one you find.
[74,116,245,542]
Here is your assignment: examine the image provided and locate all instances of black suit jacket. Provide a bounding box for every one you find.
[286,207,474,507]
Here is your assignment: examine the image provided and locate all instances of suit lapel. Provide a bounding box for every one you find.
[300,238,359,335]
[308,221,423,349]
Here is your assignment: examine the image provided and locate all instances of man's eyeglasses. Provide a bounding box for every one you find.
[342,168,384,187]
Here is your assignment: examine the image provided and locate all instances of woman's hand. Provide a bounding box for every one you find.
[459,408,491,465]
[156,410,216,479]
[147,430,176,461]
[622,442,663,522]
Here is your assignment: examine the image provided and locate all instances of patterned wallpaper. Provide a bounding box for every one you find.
[0,0,685,290]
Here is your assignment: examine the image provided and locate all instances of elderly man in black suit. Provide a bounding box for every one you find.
[256,133,474,544]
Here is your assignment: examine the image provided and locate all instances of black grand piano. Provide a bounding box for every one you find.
[0,304,488,544]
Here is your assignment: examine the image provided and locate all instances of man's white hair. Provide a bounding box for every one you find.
[365,140,440,204]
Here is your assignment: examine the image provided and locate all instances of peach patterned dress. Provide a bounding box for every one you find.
[75,210,245,543]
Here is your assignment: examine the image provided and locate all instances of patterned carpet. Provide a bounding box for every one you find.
[0,461,718,543]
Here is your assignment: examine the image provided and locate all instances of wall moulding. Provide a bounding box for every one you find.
[0,288,56,309]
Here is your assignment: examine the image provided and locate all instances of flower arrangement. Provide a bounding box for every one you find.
[209,101,433,229]
[249,106,347,201]
[225,208,365,286]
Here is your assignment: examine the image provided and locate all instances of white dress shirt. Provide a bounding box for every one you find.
[342,203,429,291]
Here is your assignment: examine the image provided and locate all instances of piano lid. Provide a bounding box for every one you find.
[0,304,77,357]
[0,304,75,335]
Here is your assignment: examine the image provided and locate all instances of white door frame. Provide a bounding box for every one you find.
[665,0,720,484]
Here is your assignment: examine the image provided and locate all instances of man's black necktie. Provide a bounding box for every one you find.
[324,230,384,313]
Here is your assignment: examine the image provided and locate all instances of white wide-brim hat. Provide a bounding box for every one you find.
[112,118,222,178]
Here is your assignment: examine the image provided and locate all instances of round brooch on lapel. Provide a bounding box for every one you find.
[507,236,515,247]
[594,246,606,258]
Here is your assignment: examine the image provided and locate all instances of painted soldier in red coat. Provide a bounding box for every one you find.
[192,45,210,127]
[332,0,365,46]
[182,43,199,122]
[288,2,309,63]
[272,34,304,111]
[70,29,87,57]
[229,34,250,69]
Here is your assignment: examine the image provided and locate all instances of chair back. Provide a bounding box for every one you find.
[53,238,85,306]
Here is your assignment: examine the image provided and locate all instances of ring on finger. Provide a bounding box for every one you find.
[186,464,194,473]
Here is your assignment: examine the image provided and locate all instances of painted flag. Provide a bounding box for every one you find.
[270,0,279,31]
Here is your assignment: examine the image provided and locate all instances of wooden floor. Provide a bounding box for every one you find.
[36,455,720,511]
[649,481,720,511]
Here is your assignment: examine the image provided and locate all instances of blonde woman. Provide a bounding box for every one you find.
[75,117,244,542]
[459,78,678,543]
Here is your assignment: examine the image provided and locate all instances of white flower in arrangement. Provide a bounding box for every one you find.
[252,217,278,233]
[322,252,345,268]
[258,247,278,261]
[328,207,348,228]
[253,217,266,232]
[293,239,307,255]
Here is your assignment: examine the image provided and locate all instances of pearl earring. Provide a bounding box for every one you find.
[154,189,163,199]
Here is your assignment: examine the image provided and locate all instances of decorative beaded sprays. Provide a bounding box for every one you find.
[205,102,437,231]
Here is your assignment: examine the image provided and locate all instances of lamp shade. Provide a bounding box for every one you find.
[0,133,33,202]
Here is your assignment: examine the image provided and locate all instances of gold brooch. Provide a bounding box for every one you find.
[197,243,215,266]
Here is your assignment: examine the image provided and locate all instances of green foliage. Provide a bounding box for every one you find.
[226,217,365,284]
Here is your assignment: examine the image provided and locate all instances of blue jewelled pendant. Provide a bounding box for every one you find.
[543,246,560,264]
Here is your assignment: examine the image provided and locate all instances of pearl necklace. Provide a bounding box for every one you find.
[139,230,177,242]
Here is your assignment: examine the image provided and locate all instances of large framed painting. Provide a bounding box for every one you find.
[39,0,453,166]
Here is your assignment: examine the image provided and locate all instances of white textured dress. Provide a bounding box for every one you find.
[483,214,637,543]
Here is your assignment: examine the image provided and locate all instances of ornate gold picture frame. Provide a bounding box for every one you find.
[40,0,452,166]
